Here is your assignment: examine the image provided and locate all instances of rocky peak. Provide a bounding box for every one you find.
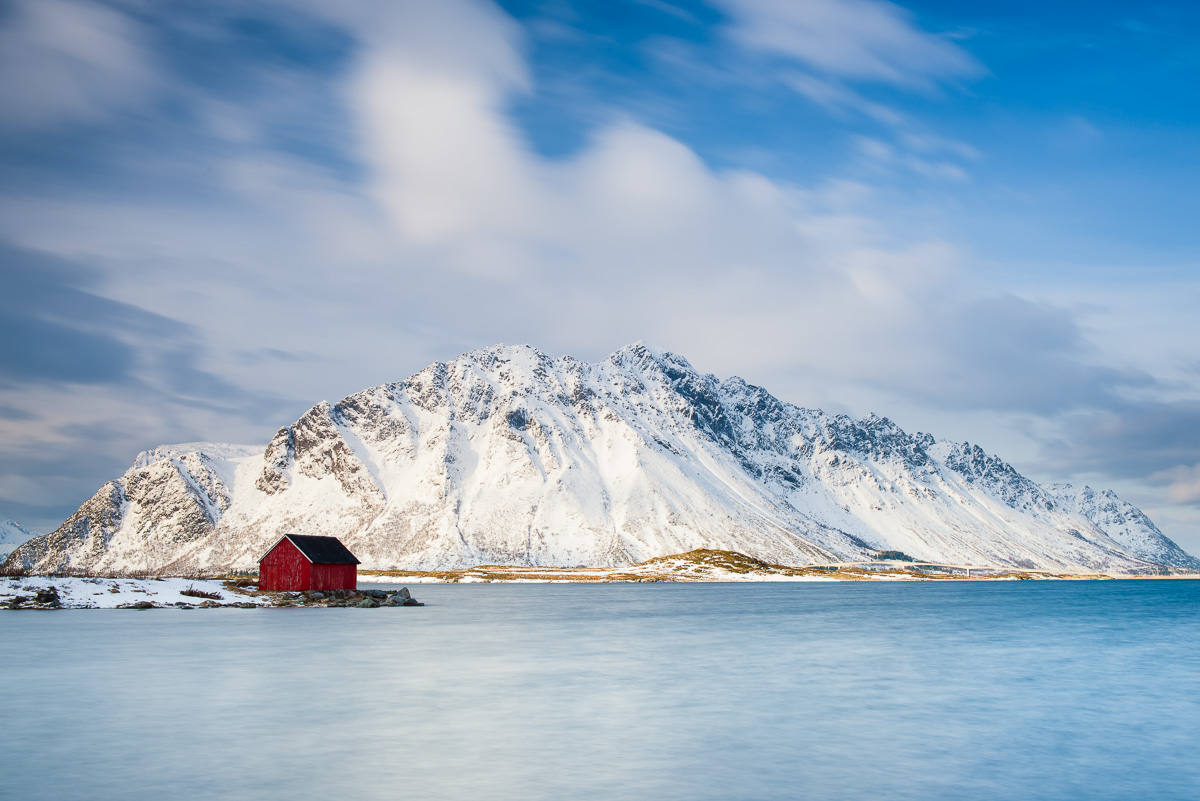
[255,401,383,504]
[806,412,929,468]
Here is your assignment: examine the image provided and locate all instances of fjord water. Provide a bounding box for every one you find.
[3,582,1199,800]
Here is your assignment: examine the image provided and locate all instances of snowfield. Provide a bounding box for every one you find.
[0,577,269,609]
[0,577,425,609]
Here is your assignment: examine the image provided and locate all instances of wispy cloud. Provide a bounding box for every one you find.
[853,135,969,181]
[712,0,984,184]
[0,0,159,131]
[718,0,983,89]
[786,73,906,125]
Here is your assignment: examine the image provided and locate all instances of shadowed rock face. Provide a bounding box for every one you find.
[5,449,243,575]
[9,482,127,571]
[6,344,1198,575]
[257,402,384,505]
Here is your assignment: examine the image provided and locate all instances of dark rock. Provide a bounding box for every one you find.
[357,599,380,608]
[384,587,422,606]
[126,600,156,609]
[364,589,387,600]
[380,586,422,606]
[34,587,61,607]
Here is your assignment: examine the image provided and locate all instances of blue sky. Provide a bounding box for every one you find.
[2,0,1200,553]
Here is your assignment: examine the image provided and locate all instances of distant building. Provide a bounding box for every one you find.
[258,534,360,591]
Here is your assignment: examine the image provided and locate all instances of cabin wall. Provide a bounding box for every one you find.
[259,539,311,591]
[310,562,357,591]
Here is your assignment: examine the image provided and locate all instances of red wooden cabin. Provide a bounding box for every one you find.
[258,534,360,591]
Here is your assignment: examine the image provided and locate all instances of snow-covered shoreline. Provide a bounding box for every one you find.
[0,572,995,609]
[0,577,426,609]
[7,564,1183,609]
[0,577,268,609]
[0,570,998,609]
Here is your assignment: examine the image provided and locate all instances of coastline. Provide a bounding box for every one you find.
[357,548,1198,583]
[0,576,420,610]
[5,550,1195,609]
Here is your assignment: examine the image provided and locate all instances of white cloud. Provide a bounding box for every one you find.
[0,0,158,130]
[718,0,982,89]
[899,130,981,160]
[854,135,970,181]
[1151,464,1200,505]
[0,0,1127,420]
[343,22,1094,411]
[352,55,544,248]
[787,73,906,125]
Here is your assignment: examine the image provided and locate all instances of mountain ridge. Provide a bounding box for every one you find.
[6,343,1197,575]
[0,520,39,560]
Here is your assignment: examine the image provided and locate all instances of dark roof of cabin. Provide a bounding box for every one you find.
[277,534,360,565]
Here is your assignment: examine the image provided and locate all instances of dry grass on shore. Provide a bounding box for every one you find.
[358,549,1136,583]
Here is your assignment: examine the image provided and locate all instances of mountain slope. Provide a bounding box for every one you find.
[0,520,39,559]
[6,344,1197,575]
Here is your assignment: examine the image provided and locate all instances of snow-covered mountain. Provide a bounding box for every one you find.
[5,343,1197,575]
[0,520,39,559]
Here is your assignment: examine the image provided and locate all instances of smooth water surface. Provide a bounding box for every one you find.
[2,580,1199,800]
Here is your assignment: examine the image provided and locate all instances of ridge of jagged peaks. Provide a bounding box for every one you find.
[5,342,1198,575]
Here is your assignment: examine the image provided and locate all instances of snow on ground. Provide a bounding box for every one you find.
[0,577,269,609]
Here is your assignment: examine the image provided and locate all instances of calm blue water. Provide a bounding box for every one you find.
[2,580,1199,801]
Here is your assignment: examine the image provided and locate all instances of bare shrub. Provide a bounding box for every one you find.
[180,585,222,600]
